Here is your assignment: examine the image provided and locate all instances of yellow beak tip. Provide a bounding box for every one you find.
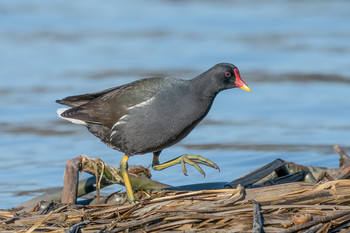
[239,86,251,93]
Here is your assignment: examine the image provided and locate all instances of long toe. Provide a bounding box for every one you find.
[179,154,220,176]
[152,154,220,176]
[184,154,220,171]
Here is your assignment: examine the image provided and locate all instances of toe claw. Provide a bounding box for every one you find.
[181,158,188,176]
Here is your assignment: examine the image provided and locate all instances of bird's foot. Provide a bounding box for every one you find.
[152,154,220,177]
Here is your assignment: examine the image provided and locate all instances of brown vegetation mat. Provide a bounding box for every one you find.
[2,179,350,232]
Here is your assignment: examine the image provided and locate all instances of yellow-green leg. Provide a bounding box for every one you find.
[152,151,220,176]
[120,155,135,203]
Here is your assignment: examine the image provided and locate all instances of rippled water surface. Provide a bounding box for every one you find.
[1,0,350,209]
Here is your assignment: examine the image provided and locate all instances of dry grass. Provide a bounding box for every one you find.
[2,180,350,232]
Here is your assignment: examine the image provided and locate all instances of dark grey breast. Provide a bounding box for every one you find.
[111,78,215,155]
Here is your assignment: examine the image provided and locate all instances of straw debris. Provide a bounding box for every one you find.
[1,145,350,232]
[3,181,350,232]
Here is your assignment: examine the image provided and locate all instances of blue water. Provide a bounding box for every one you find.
[1,0,350,209]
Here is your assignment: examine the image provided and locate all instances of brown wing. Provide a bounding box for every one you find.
[55,85,127,107]
[57,78,166,128]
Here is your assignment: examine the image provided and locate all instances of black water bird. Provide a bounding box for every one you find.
[56,63,251,202]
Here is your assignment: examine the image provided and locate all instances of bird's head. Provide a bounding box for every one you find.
[204,63,251,94]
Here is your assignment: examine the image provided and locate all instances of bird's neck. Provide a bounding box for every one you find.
[189,74,219,100]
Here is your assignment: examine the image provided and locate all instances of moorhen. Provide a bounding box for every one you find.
[56,63,251,202]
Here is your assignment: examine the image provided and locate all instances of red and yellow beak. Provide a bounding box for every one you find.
[234,68,251,92]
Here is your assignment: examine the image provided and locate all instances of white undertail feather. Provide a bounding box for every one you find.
[57,108,87,126]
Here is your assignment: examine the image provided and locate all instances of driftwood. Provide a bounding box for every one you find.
[252,200,263,233]
[2,180,350,232]
[334,145,349,167]
[2,145,350,232]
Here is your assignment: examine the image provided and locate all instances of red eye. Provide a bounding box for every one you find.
[225,72,231,78]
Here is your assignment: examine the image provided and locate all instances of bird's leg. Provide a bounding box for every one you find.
[152,151,220,177]
[152,150,162,167]
[120,155,135,203]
